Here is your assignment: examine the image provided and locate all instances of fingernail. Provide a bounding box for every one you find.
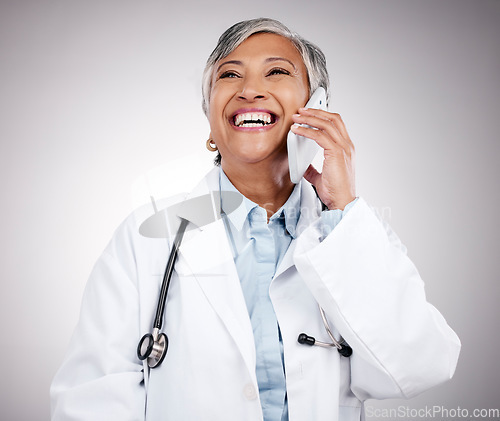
[292,113,300,118]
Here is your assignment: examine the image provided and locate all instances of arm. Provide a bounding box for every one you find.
[294,198,460,399]
[291,108,459,399]
[50,223,146,420]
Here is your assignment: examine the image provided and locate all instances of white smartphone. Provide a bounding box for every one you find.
[287,87,327,184]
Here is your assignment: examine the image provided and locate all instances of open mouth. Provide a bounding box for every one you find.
[232,111,277,128]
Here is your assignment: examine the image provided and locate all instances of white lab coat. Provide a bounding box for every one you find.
[51,167,460,421]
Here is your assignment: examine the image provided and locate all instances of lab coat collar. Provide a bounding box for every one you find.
[174,166,221,231]
[173,167,257,380]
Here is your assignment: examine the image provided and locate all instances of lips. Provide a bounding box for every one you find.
[230,109,278,129]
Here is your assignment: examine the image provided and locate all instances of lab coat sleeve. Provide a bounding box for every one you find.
[50,220,146,420]
[294,197,461,400]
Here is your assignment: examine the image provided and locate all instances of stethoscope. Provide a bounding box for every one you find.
[298,307,352,357]
[137,217,189,368]
[137,188,352,368]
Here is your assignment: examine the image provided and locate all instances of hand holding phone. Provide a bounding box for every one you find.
[288,91,356,211]
[287,87,327,184]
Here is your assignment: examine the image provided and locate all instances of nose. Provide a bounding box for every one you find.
[237,75,267,102]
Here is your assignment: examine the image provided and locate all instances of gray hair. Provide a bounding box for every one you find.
[201,18,330,116]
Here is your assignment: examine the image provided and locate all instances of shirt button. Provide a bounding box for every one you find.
[243,383,258,400]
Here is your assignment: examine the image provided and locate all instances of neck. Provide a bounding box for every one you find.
[221,158,294,219]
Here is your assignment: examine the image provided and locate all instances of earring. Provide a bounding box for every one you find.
[206,137,217,152]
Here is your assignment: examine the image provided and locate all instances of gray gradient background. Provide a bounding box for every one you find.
[1,0,499,420]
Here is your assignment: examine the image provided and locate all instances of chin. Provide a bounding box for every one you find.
[223,149,288,168]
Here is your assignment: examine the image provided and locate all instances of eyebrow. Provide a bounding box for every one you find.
[265,57,297,70]
[216,57,297,73]
[216,60,243,72]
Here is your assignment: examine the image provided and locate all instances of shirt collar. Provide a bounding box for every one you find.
[219,168,301,238]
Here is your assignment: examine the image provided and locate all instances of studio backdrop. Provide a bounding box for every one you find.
[0,0,499,420]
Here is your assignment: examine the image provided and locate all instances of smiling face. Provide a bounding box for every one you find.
[208,33,310,171]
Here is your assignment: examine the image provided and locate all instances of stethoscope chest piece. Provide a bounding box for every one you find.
[137,328,169,368]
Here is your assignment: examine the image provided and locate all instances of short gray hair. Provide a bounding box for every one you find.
[201,18,330,117]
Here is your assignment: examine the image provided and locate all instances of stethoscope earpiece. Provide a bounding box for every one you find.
[297,333,316,346]
[337,343,353,358]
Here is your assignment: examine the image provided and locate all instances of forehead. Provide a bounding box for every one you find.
[221,32,305,67]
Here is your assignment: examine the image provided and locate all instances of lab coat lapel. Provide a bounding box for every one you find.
[274,181,322,280]
[174,168,256,378]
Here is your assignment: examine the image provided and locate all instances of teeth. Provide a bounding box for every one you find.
[234,112,273,127]
[240,122,262,127]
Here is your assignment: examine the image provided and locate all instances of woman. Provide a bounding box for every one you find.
[51,18,460,421]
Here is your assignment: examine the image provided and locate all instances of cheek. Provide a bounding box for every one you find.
[208,86,230,119]
[208,94,222,127]
[298,81,310,106]
[293,73,310,106]
[208,92,231,141]
[283,79,310,110]
[283,90,308,116]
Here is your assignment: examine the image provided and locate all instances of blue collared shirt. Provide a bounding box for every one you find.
[219,168,356,421]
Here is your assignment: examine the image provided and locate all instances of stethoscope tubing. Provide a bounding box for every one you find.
[153,217,189,330]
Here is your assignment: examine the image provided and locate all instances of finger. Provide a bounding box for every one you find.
[292,113,351,155]
[298,108,354,150]
[293,111,354,155]
[290,123,346,155]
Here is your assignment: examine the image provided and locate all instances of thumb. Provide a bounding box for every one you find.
[303,164,321,187]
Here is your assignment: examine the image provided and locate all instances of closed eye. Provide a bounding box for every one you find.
[267,68,291,76]
[219,71,240,79]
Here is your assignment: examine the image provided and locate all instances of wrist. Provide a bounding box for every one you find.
[326,195,356,211]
